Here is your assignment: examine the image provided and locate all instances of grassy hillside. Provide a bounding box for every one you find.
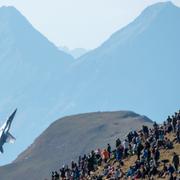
[0,111,152,180]
[91,133,180,180]
[49,111,180,180]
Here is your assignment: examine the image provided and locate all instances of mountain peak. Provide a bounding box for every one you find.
[154,1,175,6]
[98,0,180,50]
[145,1,178,13]
[0,6,26,26]
[0,5,16,10]
[0,6,20,16]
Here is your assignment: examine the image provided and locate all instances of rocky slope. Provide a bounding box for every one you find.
[0,111,152,180]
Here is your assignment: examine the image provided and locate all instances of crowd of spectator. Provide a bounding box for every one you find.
[51,110,180,180]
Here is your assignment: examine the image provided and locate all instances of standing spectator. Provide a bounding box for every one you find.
[154,148,160,165]
[51,171,55,180]
[176,120,180,143]
[142,125,149,138]
[172,152,179,171]
[126,166,134,178]
[74,166,80,179]
[123,139,129,158]
[87,155,94,175]
[60,166,66,180]
[167,116,172,123]
[54,171,59,180]
[116,145,123,163]
[172,115,177,133]
[153,121,158,129]
[167,164,175,179]
[137,142,143,160]
[102,149,109,163]
[116,138,121,148]
[107,144,111,157]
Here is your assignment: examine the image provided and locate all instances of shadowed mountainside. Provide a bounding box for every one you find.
[0,6,74,164]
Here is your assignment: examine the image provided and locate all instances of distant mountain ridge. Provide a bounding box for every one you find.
[0,1,179,165]
[63,1,180,122]
[0,6,74,164]
[0,111,153,180]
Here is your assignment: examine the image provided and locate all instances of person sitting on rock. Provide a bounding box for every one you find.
[159,163,168,178]
[167,163,175,179]
[126,166,135,178]
[164,137,173,149]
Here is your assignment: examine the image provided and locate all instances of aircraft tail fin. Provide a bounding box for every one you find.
[7,109,17,124]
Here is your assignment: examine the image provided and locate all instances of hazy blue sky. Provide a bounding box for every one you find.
[0,0,179,49]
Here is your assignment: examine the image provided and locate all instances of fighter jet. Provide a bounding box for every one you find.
[0,109,17,153]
